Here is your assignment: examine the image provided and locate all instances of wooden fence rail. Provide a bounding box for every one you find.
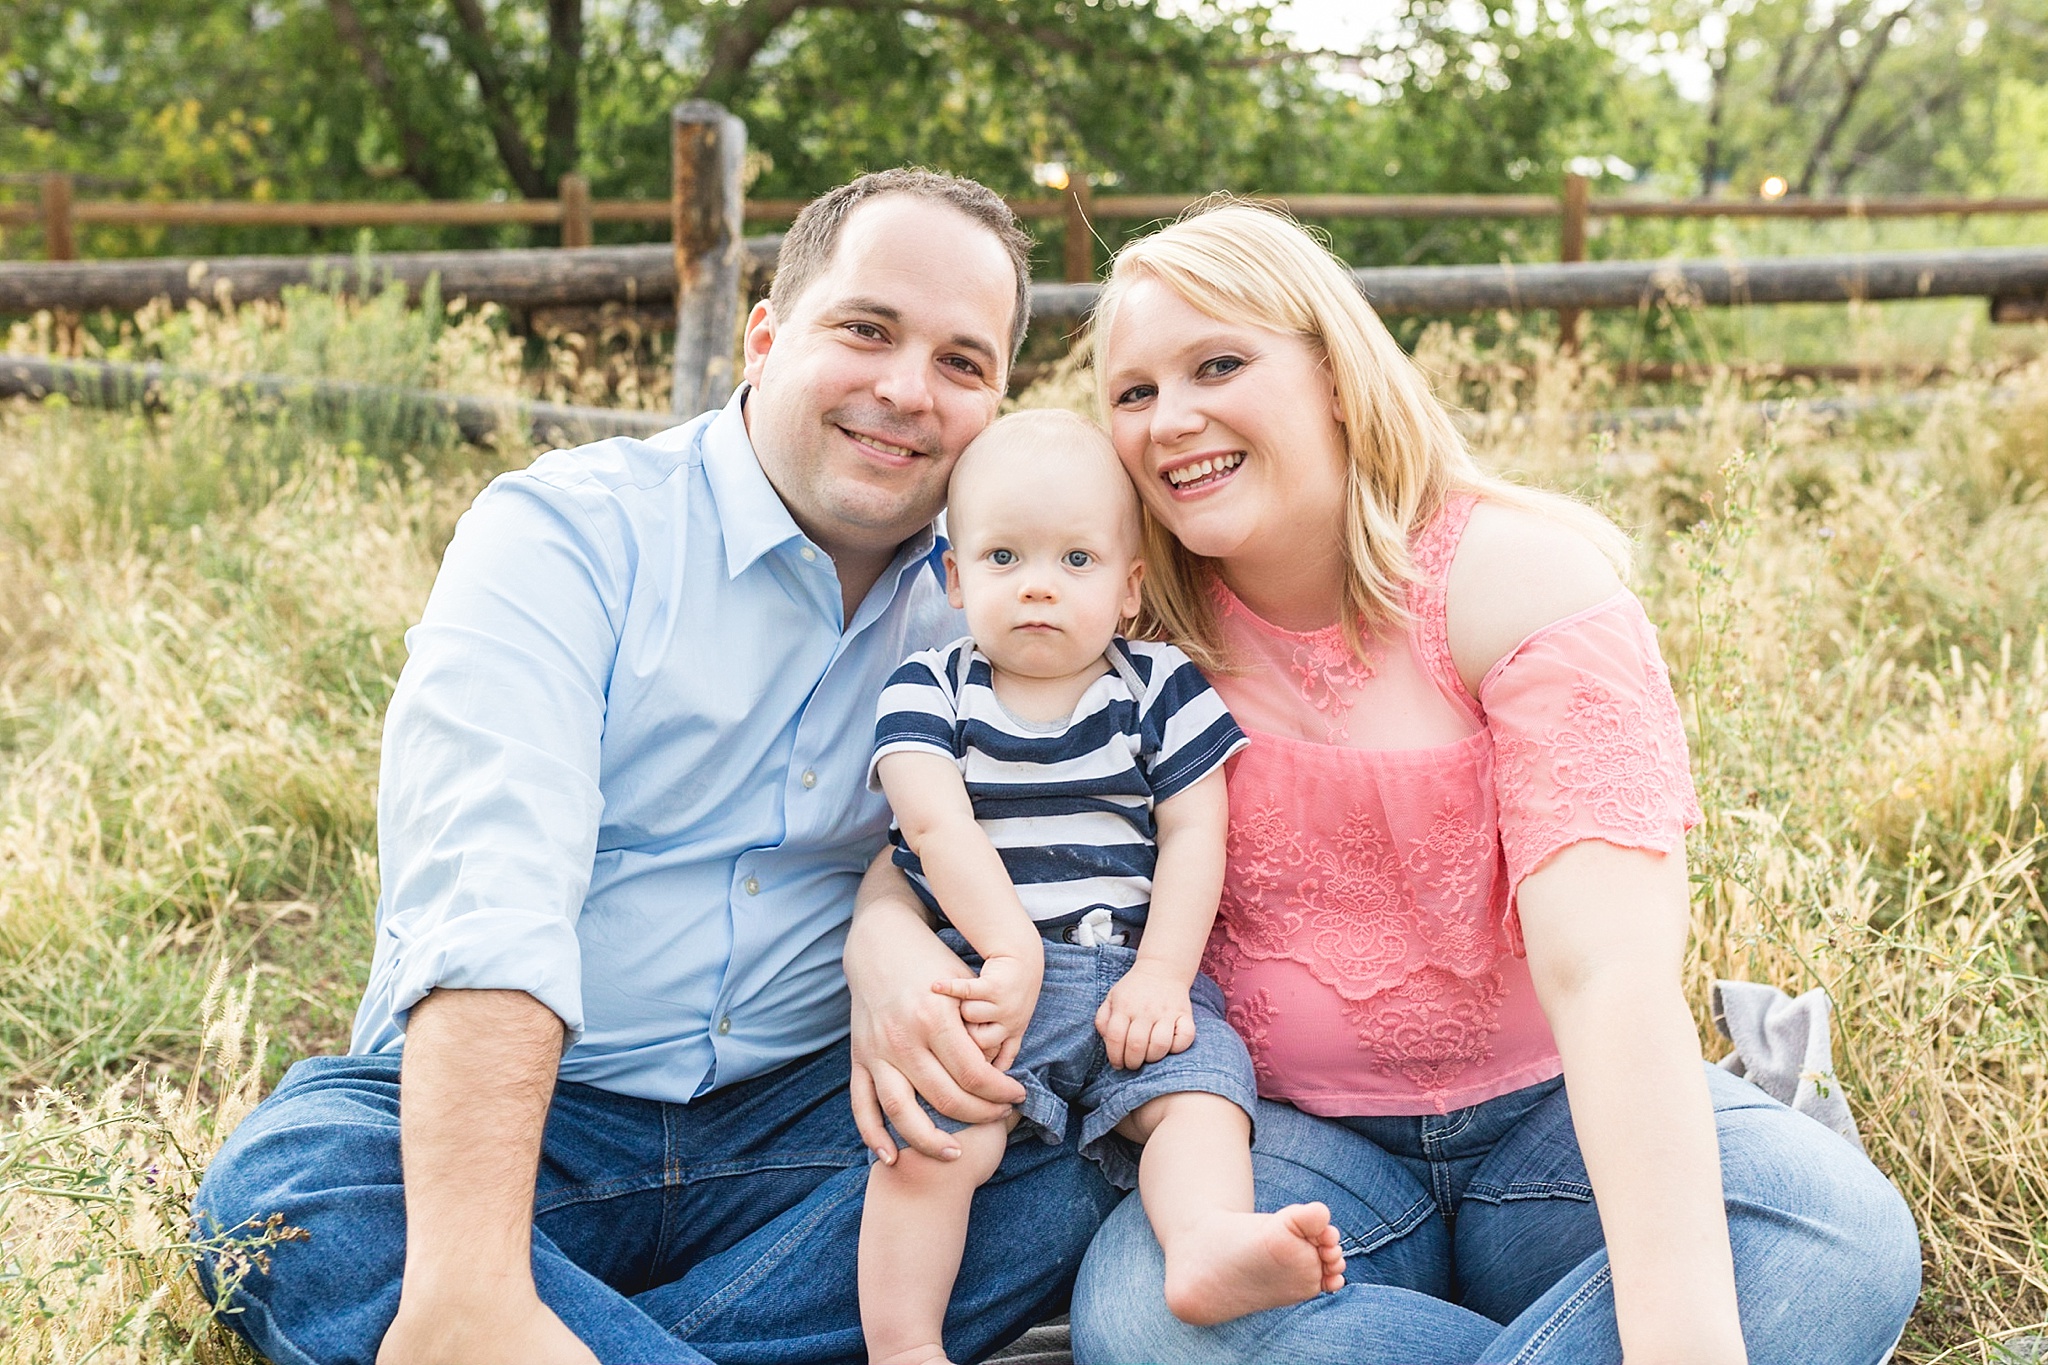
[7,241,2044,327]
[2,351,2005,454]
[9,102,2048,409]
[10,167,2048,287]
[0,353,673,446]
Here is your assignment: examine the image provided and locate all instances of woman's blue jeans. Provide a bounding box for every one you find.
[1071,1065,1921,1364]
[192,1043,1120,1365]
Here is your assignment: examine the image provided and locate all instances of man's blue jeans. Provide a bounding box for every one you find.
[1071,1065,1922,1364]
[193,1043,1120,1365]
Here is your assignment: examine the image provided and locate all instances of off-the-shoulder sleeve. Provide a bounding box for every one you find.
[1480,590,1703,892]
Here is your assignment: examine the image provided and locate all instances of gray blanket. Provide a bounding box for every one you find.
[1711,979,1864,1150]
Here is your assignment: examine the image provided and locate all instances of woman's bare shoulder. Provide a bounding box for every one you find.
[1444,498,1627,695]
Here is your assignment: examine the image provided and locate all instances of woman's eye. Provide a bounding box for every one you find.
[989,549,1016,566]
[1064,551,1093,569]
[1113,384,1155,407]
[1198,355,1245,379]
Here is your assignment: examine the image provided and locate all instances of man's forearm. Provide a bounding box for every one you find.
[398,988,564,1295]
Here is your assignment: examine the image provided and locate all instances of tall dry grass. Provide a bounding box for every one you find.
[2,295,2047,1359]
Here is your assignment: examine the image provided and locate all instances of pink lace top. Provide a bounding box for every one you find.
[1199,495,1703,1116]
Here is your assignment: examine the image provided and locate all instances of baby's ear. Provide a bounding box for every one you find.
[943,549,965,609]
[1121,557,1146,618]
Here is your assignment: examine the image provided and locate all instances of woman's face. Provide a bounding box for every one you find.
[1101,277,1351,570]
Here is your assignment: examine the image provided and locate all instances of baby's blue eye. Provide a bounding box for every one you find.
[989,548,1016,566]
[1064,550,1092,569]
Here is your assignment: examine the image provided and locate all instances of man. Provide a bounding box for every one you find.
[194,169,1119,1365]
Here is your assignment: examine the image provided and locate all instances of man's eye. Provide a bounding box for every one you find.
[989,549,1016,566]
[1064,551,1093,569]
[847,322,885,341]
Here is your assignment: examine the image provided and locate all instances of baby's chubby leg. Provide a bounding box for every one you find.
[859,1117,1015,1365]
[1117,1092,1346,1326]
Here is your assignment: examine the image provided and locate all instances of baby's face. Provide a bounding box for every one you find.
[944,436,1143,684]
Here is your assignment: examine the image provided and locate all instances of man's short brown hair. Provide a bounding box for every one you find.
[769,168,1034,365]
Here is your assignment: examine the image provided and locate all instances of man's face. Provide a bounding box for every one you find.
[742,196,1017,566]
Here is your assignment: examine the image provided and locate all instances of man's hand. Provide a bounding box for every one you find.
[1095,961,1196,1071]
[378,1281,597,1365]
[930,952,1041,1070]
[847,856,1026,1166]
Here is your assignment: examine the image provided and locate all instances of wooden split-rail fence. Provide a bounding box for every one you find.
[5,102,2048,414]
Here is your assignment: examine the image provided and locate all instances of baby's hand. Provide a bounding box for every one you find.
[1096,962,1196,1071]
[932,954,1041,1071]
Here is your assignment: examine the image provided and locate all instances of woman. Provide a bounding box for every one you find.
[1047,204,1922,1361]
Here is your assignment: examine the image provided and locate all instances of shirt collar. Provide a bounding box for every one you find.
[701,385,805,579]
[700,385,940,587]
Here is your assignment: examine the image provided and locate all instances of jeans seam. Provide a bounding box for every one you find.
[1439,1106,1479,1141]
[659,1164,865,1337]
[658,1101,679,1264]
[1334,1191,1435,1257]
[1509,1261,1612,1363]
[1462,1179,1596,1204]
[534,1172,670,1216]
[216,1280,325,1365]
[677,1150,867,1181]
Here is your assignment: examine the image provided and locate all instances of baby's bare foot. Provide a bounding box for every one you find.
[1161,1202,1347,1326]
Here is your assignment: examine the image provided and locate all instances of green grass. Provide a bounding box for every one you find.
[2,293,2047,1360]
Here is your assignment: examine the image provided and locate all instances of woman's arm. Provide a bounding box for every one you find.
[844,851,1027,1164]
[1448,501,1743,1362]
[1518,843,1746,1365]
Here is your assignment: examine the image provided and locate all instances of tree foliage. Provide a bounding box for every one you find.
[2,0,2041,264]
[1640,0,2047,195]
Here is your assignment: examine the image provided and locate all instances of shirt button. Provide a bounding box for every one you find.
[801,769,817,789]
[716,1016,732,1035]
[743,876,760,896]
[800,546,817,562]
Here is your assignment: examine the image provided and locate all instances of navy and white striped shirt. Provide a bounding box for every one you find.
[868,636,1247,936]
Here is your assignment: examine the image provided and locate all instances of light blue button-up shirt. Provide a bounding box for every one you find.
[349,388,961,1103]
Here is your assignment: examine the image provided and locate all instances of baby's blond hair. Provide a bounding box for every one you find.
[948,409,1139,549]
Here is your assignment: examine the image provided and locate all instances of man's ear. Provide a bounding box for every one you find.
[943,549,965,610]
[741,300,777,387]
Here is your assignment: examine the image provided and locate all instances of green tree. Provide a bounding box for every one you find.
[1645,0,2048,196]
[0,0,1672,268]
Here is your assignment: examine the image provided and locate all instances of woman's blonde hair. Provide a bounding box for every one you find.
[1088,199,1629,669]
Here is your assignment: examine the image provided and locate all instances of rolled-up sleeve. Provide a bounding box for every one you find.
[372,468,626,1045]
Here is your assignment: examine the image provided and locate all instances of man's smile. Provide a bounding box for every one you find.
[839,425,926,465]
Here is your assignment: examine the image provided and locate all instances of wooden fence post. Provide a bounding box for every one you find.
[1557,172,1589,351]
[1064,178,1095,284]
[559,173,593,249]
[671,102,746,416]
[41,173,76,261]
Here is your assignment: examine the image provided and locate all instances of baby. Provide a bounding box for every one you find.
[858,409,1346,1365]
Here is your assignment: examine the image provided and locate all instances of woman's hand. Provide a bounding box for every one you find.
[846,854,1026,1164]
[1095,961,1197,1071]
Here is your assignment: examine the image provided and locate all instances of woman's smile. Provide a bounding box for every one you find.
[1160,451,1247,495]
